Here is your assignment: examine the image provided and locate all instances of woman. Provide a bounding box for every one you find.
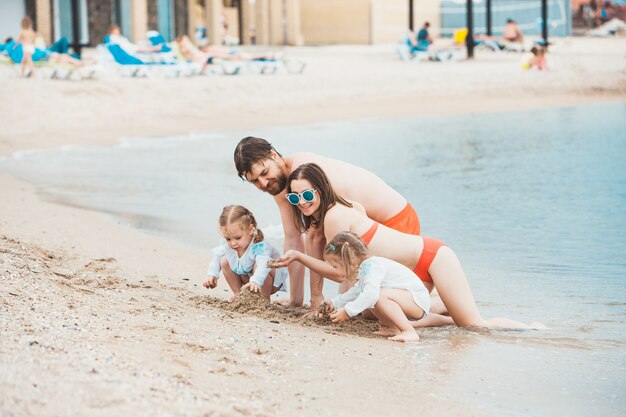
[274,163,543,329]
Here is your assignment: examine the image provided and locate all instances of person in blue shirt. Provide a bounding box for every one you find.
[408,21,433,53]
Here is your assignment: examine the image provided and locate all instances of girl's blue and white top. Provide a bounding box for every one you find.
[331,256,430,318]
[207,240,288,288]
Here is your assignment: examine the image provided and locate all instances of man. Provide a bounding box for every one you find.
[408,22,433,54]
[234,137,421,312]
[503,18,524,43]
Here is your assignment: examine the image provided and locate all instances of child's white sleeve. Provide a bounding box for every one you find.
[343,278,382,317]
[331,285,361,312]
[248,242,273,287]
[341,261,385,317]
[207,243,227,278]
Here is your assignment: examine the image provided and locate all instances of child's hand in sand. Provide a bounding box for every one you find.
[319,300,334,315]
[241,282,262,293]
[203,275,218,289]
[270,249,302,268]
[330,307,349,324]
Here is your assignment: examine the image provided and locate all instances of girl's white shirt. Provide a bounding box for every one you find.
[207,239,288,288]
[331,256,430,318]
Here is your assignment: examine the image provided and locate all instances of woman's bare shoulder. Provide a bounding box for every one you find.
[324,203,357,227]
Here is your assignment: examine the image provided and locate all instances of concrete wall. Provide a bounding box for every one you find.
[412,0,441,37]
[131,0,148,42]
[87,0,113,45]
[300,0,370,44]
[36,0,52,43]
[370,0,404,44]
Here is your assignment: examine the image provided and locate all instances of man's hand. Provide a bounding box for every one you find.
[330,308,349,324]
[203,276,217,289]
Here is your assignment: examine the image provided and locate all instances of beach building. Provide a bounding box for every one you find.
[1,0,573,48]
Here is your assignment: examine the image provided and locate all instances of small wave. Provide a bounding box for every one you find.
[116,132,223,150]
[12,149,45,160]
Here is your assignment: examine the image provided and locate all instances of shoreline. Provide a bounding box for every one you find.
[2,39,626,416]
[1,88,623,159]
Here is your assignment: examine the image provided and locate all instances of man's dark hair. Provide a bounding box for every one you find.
[234,136,282,180]
[424,22,430,28]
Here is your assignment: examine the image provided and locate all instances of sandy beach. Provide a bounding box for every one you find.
[1,37,626,417]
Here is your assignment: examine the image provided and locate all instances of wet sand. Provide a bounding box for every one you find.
[1,38,626,416]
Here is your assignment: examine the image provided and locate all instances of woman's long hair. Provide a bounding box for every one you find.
[287,163,352,233]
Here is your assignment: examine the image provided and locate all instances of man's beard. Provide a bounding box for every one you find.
[265,175,287,196]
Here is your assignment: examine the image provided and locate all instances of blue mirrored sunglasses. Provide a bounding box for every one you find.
[286,189,317,205]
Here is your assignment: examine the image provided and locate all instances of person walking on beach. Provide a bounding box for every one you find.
[17,16,37,77]
[233,137,423,313]
[272,163,545,331]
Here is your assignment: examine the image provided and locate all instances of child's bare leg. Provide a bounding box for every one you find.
[429,287,448,315]
[22,52,33,77]
[411,313,455,328]
[373,289,421,342]
[256,266,276,301]
[220,256,245,301]
[367,309,399,336]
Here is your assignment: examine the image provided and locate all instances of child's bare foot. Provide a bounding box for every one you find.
[228,295,238,303]
[373,326,400,337]
[389,330,420,343]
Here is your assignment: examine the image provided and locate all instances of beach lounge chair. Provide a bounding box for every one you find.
[146,31,172,53]
[104,43,196,78]
[396,35,459,63]
[1,41,85,80]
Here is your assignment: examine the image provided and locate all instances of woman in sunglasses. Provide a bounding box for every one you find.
[274,163,544,330]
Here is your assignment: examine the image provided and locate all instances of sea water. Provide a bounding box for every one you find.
[2,103,625,416]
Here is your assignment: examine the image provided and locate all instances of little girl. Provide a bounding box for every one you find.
[320,232,454,342]
[17,16,37,77]
[203,205,287,301]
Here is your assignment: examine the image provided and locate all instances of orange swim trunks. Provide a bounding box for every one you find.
[382,203,420,236]
[413,237,446,283]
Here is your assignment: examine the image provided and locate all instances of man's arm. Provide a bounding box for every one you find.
[276,196,305,307]
[306,226,326,312]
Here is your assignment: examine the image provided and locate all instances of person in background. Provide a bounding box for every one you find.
[17,16,37,77]
[503,18,524,43]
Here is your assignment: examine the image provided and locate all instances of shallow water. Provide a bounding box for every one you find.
[2,103,625,416]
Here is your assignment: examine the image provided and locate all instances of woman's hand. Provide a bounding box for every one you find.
[330,308,349,324]
[203,275,217,289]
[269,250,301,268]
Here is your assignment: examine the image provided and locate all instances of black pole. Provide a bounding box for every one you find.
[409,0,414,31]
[486,0,492,36]
[467,0,474,58]
[237,0,244,45]
[541,0,549,46]
[70,0,81,57]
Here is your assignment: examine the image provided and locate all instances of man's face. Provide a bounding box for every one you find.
[244,158,287,196]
